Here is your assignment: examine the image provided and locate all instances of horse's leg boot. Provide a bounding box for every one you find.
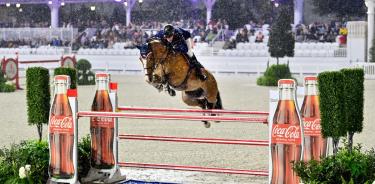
[189,55,207,81]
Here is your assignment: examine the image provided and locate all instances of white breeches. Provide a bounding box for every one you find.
[185,38,194,57]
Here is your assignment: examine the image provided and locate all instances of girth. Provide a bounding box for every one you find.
[168,66,193,91]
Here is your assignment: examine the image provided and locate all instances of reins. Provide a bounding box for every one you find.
[147,41,193,90]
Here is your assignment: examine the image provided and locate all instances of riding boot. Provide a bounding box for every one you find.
[189,54,207,81]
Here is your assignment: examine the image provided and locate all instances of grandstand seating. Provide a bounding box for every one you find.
[0,46,65,55]
[215,42,345,57]
[0,42,346,57]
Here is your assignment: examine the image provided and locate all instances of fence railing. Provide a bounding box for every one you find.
[0,27,77,42]
[334,48,347,57]
[353,62,375,79]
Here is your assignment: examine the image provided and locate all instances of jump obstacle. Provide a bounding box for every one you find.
[55,80,270,183]
[1,54,76,89]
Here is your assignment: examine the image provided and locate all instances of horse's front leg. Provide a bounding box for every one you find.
[148,81,164,92]
[151,74,176,97]
[164,84,176,96]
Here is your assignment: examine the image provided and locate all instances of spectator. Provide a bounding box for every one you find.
[338,25,347,47]
[223,37,236,50]
[236,28,249,43]
[255,31,264,43]
[80,32,89,48]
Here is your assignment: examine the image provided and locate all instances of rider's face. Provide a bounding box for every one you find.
[166,35,173,43]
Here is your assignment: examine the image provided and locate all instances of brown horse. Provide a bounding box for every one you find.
[138,39,223,128]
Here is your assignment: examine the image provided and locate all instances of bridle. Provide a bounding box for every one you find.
[145,41,171,83]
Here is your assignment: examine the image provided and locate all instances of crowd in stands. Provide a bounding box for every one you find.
[0,18,348,50]
[73,18,227,50]
[0,38,70,48]
[294,22,347,44]
[0,21,50,28]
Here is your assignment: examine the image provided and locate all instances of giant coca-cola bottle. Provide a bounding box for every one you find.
[90,73,115,169]
[271,79,303,184]
[301,76,327,161]
[49,75,74,179]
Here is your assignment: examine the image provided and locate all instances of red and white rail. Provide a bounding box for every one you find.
[118,106,269,116]
[118,162,269,176]
[77,89,270,178]
[77,111,268,124]
[1,54,76,89]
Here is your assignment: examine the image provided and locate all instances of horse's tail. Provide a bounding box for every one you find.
[215,92,223,109]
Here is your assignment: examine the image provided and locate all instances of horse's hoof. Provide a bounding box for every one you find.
[169,89,176,96]
[204,121,211,128]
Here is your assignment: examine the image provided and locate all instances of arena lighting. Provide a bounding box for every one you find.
[16,3,20,8]
[274,2,279,7]
[5,3,10,7]
[48,1,52,5]
[124,1,128,6]
[61,2,65,6]
[139,0,143,3]
[115,0,122,2]
[90,6,96,11]
[19,8,22,12]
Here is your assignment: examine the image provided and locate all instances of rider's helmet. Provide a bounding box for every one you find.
[164,24,175,38]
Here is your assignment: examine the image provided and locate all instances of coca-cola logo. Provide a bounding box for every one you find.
[92,117,113,122]
[304,118,321,131]
[272,125,300,139]
[50,116,73,129]
[91,116,114,128]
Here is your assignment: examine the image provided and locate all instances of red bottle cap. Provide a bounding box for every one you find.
[54,75,69,81]
[110,82,118,90]
[278,79,295,84]
[304,76,317,81]
[67,89,77,97]
[95,73,109,78]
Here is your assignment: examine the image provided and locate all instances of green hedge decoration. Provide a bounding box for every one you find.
[369,37,375,63]
[268,7,295,64]
[78,135,91,180]
[0,67,6,84]
[0,66,16,93]
[0,83,16,92]
[341,68,364,150]
[26,67,50,141]
[318,71,346,154]
[293,143,375,184]
[54,67,77,89]
[0,137,92,183]
[257,64,293,86]
[77,59,95,85]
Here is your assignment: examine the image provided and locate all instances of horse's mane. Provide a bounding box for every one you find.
[147,37,162,45]
[147,37,188,62]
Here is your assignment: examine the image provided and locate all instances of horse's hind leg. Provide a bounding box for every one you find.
[181,92,210,128]
[206,100,220,124]
[198,100,211,128]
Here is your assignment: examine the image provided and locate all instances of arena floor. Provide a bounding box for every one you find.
[1,74,374,184]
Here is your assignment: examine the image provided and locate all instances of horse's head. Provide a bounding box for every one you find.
[137,39,168,83]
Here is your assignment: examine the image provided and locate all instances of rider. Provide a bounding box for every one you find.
[154,24,207,81]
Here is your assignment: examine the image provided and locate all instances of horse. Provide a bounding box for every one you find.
[137,39,223,128]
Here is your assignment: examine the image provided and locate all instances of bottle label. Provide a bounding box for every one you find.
[91,117,114,128]
[49,115,74,134]
[271,124,302,145]
[303,117,321,136]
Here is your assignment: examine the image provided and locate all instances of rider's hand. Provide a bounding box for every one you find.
[166,44,175,54]
[166,42,173,49]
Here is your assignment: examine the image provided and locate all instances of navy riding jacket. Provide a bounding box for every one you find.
[154,27,191,54]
